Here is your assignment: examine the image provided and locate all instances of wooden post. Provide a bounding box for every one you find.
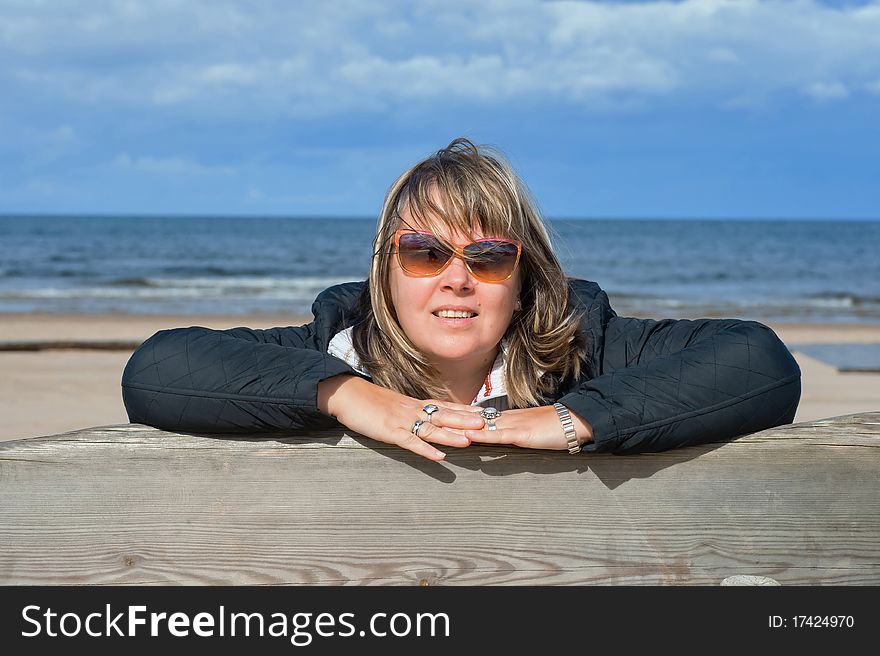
[1,412,878,585]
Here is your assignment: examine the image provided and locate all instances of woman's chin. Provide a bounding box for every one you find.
[423,342,495,365]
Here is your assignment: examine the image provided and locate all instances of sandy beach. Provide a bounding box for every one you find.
[1,313,878,442]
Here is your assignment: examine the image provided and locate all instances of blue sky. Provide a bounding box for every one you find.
[1,0,878,219]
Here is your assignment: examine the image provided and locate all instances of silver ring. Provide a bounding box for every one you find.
[411,419,426,437]
[479,406,501,431]
[422,403,440,423]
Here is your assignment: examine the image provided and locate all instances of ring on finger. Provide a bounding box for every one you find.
[422,403,440,423]
[411,419,426,437]
[479,406,501,431]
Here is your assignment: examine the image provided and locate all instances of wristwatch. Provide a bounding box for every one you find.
[553,402,580,454]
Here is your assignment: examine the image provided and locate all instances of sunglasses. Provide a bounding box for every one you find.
[393,229,521,283]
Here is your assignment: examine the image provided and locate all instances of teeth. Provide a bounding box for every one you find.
[435,310,476,318]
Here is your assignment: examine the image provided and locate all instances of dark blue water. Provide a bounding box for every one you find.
[1,216,878,323]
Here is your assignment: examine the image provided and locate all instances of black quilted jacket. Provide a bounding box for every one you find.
[121,278,801,455]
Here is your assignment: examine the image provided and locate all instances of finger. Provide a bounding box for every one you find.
[415,421,471,448]
[429,409,486,430]
[425,399,483,414]
[396,429,447,461]
[463,428,520,446]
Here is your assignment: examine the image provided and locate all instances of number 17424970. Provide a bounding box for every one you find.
[768,615,854,629]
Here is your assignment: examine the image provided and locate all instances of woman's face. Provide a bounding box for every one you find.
[388,206,522,371]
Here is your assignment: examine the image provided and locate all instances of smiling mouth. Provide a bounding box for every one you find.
[432,310,478,318]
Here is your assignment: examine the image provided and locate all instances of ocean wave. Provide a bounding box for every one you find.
[157,265,279,277]
[805,292,880,308]
[48,254,88,263]
[3,268,86,278]
[5,282,876,319]
[606,294,880,322]
[108,277,154,287]
[0,276,362,302]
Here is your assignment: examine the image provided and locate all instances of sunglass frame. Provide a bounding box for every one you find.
[392,229,522,283]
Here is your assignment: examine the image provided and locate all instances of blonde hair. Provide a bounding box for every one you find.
[351,137,588,407]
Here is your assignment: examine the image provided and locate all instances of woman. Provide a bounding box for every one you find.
[121,138,802,460]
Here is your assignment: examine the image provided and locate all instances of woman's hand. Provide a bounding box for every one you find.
[464,406,594,452]
[317,374,486,461]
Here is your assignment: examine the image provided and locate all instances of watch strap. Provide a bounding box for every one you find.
[553,402,580,454]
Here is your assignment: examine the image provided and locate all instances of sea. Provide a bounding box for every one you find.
[1,215,878,324]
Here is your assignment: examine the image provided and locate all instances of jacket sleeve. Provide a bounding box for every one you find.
[121,318,362,435]
[558,287,802,455]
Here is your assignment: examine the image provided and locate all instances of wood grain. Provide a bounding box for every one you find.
[1,412,878,585]
[0,340,141,351]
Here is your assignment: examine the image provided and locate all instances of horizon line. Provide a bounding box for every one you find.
[1,213,878,222]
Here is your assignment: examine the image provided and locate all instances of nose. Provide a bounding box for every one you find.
[439,253,475,290]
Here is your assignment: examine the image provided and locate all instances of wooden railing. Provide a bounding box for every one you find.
[1,412,878,585]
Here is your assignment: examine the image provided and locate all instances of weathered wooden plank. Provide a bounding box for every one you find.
[1,412,878,585]
[0,340,141,352]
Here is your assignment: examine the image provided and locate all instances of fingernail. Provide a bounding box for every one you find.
[434,450,446,460]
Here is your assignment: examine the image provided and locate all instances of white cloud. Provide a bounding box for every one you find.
[803,81,850,101]
[2,0,879,116]
[113,153,234,176]
[707,48,740,64]
[200,63,260,85]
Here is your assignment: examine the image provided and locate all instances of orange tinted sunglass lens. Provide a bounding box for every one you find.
[462,240,520,281]
[396,232,519,282]
[396,232,452,274]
